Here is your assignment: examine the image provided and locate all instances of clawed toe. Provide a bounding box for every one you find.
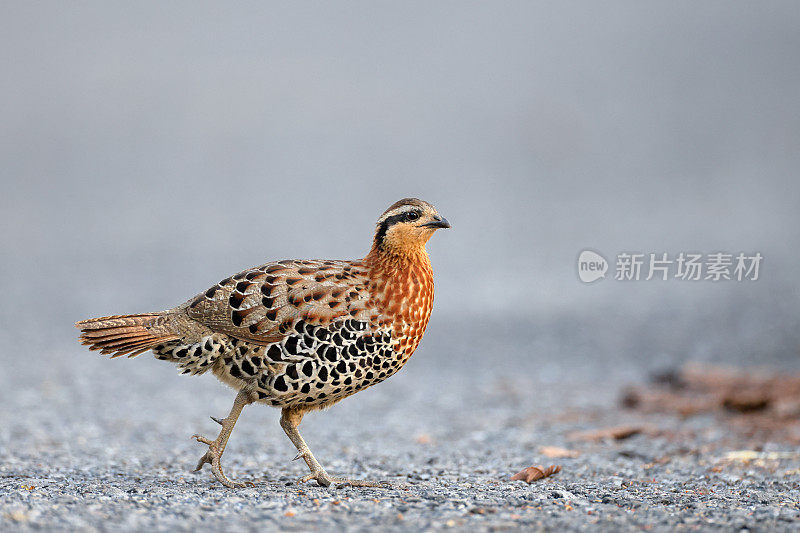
[192,434,214,471]
[335,478,391,489]
[299,471,331,487]
[192,434,214,447]
[297,469,390,489]
[194,455,209,472]
[192,434,253,488]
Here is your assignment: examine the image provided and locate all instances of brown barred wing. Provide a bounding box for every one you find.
[184,259,376,346]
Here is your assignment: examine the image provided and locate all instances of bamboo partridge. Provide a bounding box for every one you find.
[76,198,450,488]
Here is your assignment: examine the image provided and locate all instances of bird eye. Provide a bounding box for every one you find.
[406,211,420,221]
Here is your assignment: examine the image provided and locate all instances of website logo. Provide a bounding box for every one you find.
[577,250,609,283]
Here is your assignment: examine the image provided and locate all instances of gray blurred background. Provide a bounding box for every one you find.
[2,1,800,411]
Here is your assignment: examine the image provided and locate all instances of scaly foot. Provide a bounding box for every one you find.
[297,465,390,488]
[193,434,254,489]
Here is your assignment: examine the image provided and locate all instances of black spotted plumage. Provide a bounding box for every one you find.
[152,299,399,408]
[224,317,396,408]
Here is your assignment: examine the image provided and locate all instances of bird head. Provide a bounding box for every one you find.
[372,198,450,256]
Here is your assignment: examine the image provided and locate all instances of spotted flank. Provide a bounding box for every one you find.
[220,318,403,408]
[152,335,231,375]
[149,314,405,409]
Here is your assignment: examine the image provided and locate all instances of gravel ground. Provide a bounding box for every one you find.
[3,304,800,531]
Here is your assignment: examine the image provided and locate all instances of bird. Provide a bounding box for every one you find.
[76,198,450,488]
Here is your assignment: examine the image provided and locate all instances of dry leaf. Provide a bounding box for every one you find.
[415,434,433,444]
[510,464,561,483]
[623,362,800,444]
[570,425,643,441]
[723,450,800,462]
[722,393,769,413]
[5,511,29,523]
[539,446,580,458]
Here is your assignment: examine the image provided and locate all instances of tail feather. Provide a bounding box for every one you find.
[76,313,180,359]
[82,332,152,344]
[81,326,150,338]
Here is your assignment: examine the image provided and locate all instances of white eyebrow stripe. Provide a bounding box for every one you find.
[377,205,418,223]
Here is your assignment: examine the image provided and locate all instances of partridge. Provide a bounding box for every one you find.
[76,198,450,488]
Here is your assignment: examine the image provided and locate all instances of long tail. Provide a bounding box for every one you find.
[76,313,181,359]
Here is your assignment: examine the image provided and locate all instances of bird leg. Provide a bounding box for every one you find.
[193,388,256,488]
[279,407,389,488]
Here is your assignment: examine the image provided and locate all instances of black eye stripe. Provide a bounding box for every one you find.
[374,210,423,244]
